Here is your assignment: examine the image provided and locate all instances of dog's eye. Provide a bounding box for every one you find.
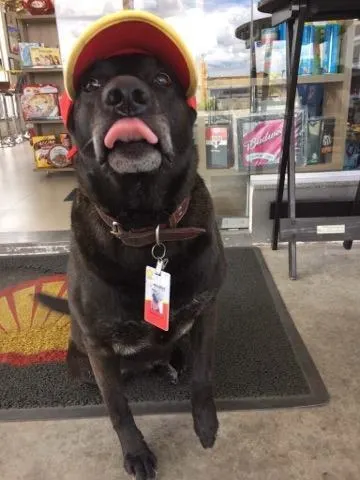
[153,72,172,88]
[83,77,101,92]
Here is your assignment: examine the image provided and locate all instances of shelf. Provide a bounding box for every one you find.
[23,66,63,73]
[29,119,63,124]
[203,169,248,177]
[16,14,56,23]
[297,74,345,84]
[33,167,74,173]
[56,14,100,21]
[208,74,345,90]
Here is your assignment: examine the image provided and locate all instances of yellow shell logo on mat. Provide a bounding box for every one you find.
[0,275,70,366]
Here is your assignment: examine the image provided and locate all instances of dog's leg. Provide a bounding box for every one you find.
[170,339,191,377]
[67,340,96,385]
[190,300,219,449]
[87,349,157,480]
[154,362,179,385]
[154,339,191,385]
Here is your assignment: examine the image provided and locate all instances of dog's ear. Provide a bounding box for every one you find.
[66,112,75,136]
[186,96,197,125]
[60,92,76,135]
[188,106,197,125]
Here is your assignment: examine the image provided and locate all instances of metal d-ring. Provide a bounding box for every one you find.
[151,242,166,261]
[152,225,166,261]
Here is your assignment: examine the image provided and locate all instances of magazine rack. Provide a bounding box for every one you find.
[258,0,360,279]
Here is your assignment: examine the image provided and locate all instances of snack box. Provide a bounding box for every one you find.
[30,47,61,67]
[19,42,43,67]
[320,117,336,163]
[32,134,73,169]
[21,84,60,120]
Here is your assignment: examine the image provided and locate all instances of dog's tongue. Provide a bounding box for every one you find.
[104,118,158,149]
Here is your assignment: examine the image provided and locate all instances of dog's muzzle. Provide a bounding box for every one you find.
[102,75,151,118]
[92,76,172,174]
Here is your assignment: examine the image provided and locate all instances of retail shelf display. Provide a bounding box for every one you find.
[16,14,56,23]
[22,66,63,73]
[12,9,74,173]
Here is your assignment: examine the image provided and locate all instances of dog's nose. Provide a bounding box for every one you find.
[103,76,150,117]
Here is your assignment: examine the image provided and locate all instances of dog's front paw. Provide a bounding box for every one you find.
[155,363,179,385]
[192,391,219,449]
[123,444,157,480]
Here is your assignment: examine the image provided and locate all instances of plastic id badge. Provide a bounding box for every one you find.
[144,266,171,331]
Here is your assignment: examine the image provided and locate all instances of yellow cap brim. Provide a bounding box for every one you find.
[64,10,198,100]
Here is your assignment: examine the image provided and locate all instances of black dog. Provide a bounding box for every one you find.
[39,53,226,479]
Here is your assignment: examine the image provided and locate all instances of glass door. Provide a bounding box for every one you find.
[188,0,259,230]
[55,0,265,230]
[129,0,259,230]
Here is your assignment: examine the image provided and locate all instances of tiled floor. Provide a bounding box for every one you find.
[2,144,360,479]
[0,143,75,233]
[1,243,360,479]
[0,143,251,237]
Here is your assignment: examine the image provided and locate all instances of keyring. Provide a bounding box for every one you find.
[151,242,166,260]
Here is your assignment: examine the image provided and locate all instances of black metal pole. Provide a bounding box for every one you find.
[249,0,258,113]
[271,1,307,250]
[343,178,360,250]
[287,16,298,279]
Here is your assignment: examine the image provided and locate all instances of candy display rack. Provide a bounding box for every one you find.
[15,11,73,173]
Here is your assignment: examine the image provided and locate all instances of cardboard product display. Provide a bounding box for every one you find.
[238,111,306,170]
[344,131,360,170]
[21,84,60,120]
[306,118,322,164]
[19,43,44,67]
[32,134,73,169]
[306,117,336,165]
[206,126,229,169]
[320,118,336,163]
[30,47,61,67]
[7,23,20,56]
[205,117,234,169]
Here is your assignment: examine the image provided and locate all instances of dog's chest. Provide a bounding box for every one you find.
[109,291,212,357]
[111,316,193,357]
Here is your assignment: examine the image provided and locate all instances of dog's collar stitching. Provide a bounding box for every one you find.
[95,197,206,247]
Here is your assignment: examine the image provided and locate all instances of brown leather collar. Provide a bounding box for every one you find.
[95,197,206,248]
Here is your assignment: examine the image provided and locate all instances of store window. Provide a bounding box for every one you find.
[346,22,360,170]
[0,1,358,234]
[53,0,257,228]
[236,12,359,174]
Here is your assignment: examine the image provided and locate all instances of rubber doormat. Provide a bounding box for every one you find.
[0,248,329,421]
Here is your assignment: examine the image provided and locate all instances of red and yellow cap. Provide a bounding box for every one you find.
[61,10,198,130]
